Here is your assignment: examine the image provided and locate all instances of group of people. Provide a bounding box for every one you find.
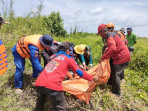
[11,34,98,111]
[12,35,94,91]
[41,42,93,71]
[0,15,137,111]
[98,23,137,97]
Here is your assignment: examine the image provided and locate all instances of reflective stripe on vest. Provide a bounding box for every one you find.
[16,35,44,58]
[0,40,8,75]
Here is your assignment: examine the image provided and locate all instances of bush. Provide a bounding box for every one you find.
[129,38,148,75]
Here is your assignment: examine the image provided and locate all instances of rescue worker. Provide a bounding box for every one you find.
[97,24,130,96]
[102,23,115,54]
[119,28,128,45]
[106,23,115,32]
[0,16,10,75]
[74,44,93,71]
[12,34,54,93]
[107,23,128,82]
[107,23,128,45]
[41,41,75,67]
[35,42,98,111]
[67,42,75,60]
[126,27,137,55]
[120,28,125,33]
[40,41,61,66]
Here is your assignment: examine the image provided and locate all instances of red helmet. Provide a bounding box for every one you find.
[97,24,107,35]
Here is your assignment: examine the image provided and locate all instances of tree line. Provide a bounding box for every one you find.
[0,0,67,37]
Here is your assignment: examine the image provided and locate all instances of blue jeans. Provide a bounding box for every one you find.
[12,51,38,88]
[13,51,25,88]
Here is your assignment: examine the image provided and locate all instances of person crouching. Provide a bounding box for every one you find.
[34,42,98,111]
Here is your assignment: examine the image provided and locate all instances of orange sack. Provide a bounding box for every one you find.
[62,59,110,104]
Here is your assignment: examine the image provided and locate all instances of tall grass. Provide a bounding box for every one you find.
[0,34,148,111]
[0,0,148,110]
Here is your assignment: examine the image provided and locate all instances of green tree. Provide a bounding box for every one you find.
[43,11,67,37]
[0,0,8,19]
[8,0,15,21]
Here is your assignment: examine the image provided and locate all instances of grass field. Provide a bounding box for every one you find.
[0,34,148,111]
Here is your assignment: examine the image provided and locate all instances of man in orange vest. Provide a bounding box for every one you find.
[0,16,10,76]
[12,34,54,93]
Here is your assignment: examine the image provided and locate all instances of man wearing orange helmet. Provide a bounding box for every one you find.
[107,23,128,45]
[107,23,115,32]
[106,23,128,83]
[102,23,115,54]
[97,24,130,96]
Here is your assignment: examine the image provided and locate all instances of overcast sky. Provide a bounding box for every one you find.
[1,0,148,37]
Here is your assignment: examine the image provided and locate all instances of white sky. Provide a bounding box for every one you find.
[0,0,148,37]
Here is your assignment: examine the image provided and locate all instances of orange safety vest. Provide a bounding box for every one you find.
[16,35,44,58]
[0,40,8,76]
[116,31,127,42]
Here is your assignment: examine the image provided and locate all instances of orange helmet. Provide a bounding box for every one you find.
[107,23,115,28]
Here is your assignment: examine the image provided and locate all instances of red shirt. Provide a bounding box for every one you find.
[101,32,130,64]
[35,51,93,91]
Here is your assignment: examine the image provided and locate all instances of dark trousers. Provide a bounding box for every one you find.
[84,56,90,66]
[128,47,134,56]
[120,69,124,80]
[35,86,66,111]
[108,62,129,96]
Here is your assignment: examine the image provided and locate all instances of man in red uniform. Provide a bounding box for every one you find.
[35,42,98,111]
[97,24,130,96]
[106,24,128,82]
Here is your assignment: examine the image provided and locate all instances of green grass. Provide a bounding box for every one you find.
[0,34,148,111]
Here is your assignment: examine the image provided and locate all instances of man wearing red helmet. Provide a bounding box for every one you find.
[97,24,130,96]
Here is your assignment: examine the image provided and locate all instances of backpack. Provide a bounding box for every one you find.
[115,31,128,45]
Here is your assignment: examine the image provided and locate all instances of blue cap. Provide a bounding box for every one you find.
[39,34,54,47]
[127,27,132,31]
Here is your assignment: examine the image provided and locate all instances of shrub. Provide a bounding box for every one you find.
[129,38,148,75]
